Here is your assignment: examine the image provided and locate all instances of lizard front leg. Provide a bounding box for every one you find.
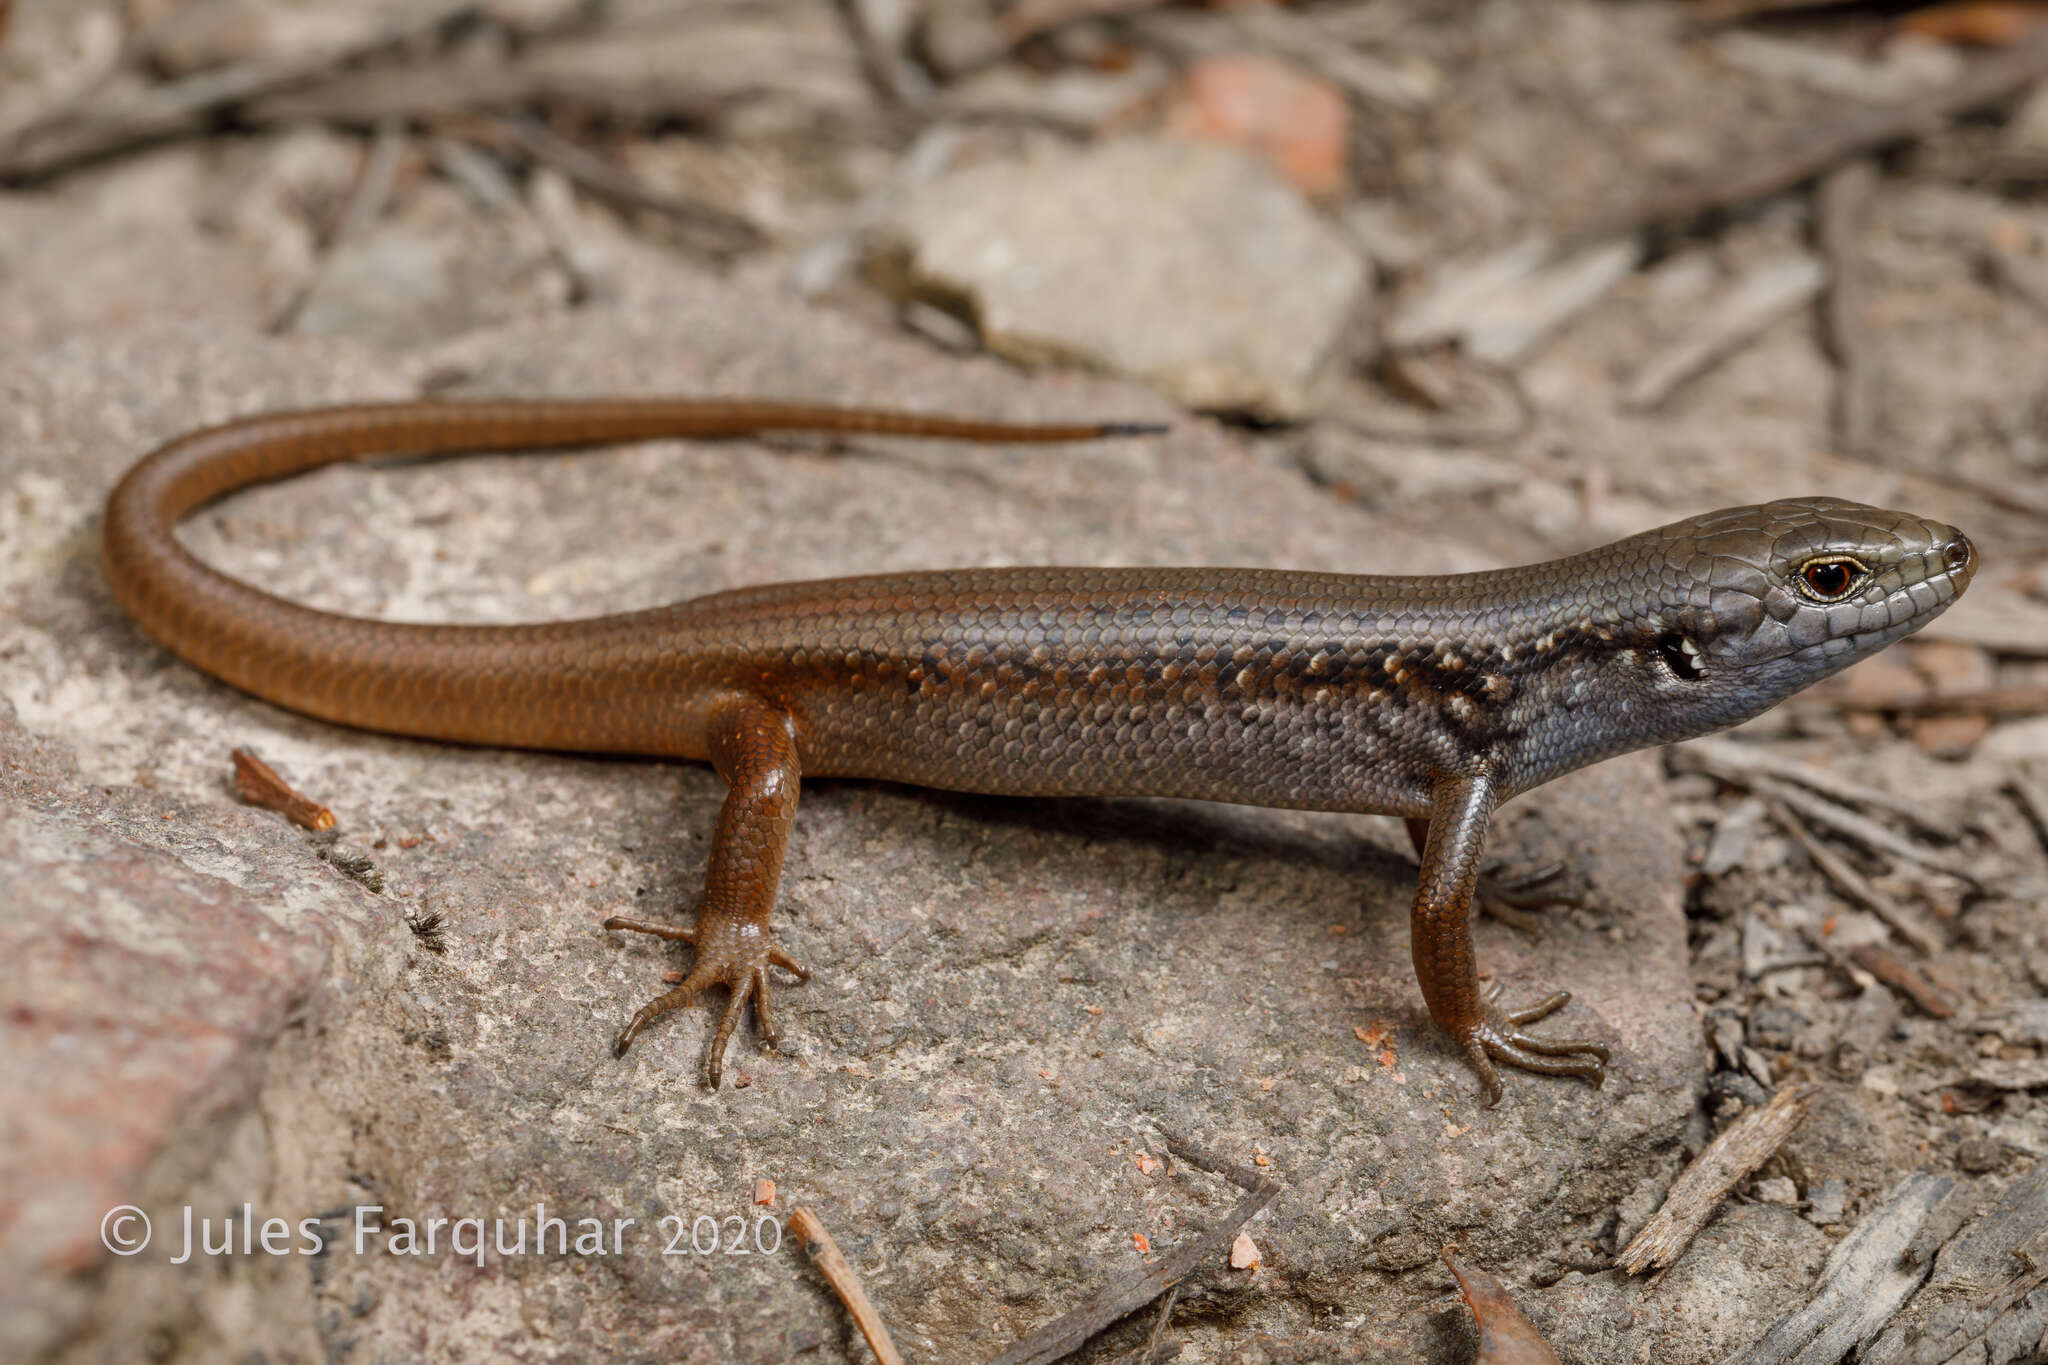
[607,693,809,1086]
[1403,816,1574,933]
[1410,771,1608,1106]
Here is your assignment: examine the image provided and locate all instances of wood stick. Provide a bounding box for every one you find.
[999,0,1170,47]
[1725,1173,1955,1365]
[1761,777,1984,887]
[1138,1284,1180,1365]
[0,0,475,181]
[1767,801,1944,955]
[487,116,762,256]
[1687,0,1865,22]
[270,115,408,334]
[244,52,732,129]
[1816,160,1882,459]
[1621,254,1826,411]
[2011,772,2048,855]
[1826,683,2048,720]
[1845,942,1956,1018]
[1564,29,2048,249]
[1673,736,1959,841]
[231,748,335,832]
[788,1207,905,1365]
[1617,1084,1815,1276]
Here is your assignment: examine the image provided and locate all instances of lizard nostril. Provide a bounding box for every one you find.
[1943,535,1974,574]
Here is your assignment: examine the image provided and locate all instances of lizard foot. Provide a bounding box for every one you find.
[1476,858,1577,932]
[1459,982,1609,1107]
[604,915,809,1086]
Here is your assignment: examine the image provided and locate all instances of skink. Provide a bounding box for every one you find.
[101,399,1978,1103]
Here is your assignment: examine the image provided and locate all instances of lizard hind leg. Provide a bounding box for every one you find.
[605,694,811,1087]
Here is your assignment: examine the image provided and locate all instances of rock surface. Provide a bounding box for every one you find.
[885,137,1368,421]
[1,269,1696,1362]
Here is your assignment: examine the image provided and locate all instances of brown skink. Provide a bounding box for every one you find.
[101,399,1978,1102]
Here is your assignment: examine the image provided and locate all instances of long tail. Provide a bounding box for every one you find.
[101,398,1162,750]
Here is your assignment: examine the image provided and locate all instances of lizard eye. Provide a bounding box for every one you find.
[1795,556,1868,603]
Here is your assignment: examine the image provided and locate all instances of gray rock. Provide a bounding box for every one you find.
[1543,1205,1832,1365]
[289,184,570,350]
[1,273,1693,1362]
[885,137,1367,420]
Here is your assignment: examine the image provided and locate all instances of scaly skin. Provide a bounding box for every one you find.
[101,400,1978,1101]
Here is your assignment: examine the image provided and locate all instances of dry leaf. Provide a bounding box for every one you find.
[1443,1250,1562,1365]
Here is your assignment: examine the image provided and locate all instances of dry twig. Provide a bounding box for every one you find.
[1675,735,1959,841]
[1686,0,1865,22]
[1767,800,1945,955]
[999,0,1170,47]
[244,50,731,128]
[486,116,762,256]
[231,748,336,832]
[1622,254,1827,411]
[1568,29,2048,246]
[1829,682,2048,720]
[1762,777,1983,887]
[1618,1084,1815,1276]
[2011,771,2048,853]
[1863,1165,2048,1361]
[1137,1284,1180,1365]
[788,1206,905,1365]
[1727,1174,1955,1365]
[1845,942,1956,1017]
[1815,160,1882,459]
[841,0,934,108]
[271,114,408,333]
[0,0,474,181]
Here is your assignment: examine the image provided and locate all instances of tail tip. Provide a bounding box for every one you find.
[1094,420,1170,437]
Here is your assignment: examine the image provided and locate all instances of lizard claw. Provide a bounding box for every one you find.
[602,914,697,943]
[606,915,806,1085]
[1459,983,1609,1107]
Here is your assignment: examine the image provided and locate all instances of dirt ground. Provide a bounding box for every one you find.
[2,2,2047,1362]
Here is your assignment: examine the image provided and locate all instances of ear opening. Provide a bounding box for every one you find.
[1657,632,1704,681]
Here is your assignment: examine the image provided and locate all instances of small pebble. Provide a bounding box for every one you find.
[1805,1178,1848,1225]
[1955,1136,2004,1173]
[1162,54,1349,199]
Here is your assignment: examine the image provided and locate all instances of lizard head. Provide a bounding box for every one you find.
[1494,497,1974,794]
[1632,497,1975,725]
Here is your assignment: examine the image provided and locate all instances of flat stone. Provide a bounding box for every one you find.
[1,271,1692,1362]
[886,136,1367,420]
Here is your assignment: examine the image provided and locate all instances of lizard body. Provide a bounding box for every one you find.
[101,400,1977,1101]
